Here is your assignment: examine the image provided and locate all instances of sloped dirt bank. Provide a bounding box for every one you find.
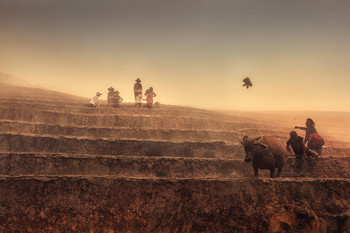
[2,120,348,151]
[0,100,254,121]
[1,153,350,179]
[0,108,258,130]
[0,133,242,158]
[0,153,245,178]
[0,120,241,143]
[0,177,349,232]
[2,120,347,151]
[0,83,87,103]
[302,156,350,178]
[1,133,348,159]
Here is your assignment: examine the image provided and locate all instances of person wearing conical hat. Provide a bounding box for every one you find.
[107,87,115,104]
[89,92,102,107]
[134,78,142,100]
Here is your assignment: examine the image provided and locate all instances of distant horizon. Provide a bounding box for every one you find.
[1,73,350,114]
[1,0,350,112]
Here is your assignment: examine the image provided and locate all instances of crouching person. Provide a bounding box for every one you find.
[295,118,324,156]
[286,131,306,173]
[89,92,102,107]
[307,133,324,156]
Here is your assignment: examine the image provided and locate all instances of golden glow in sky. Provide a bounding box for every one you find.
[1,0,350,111]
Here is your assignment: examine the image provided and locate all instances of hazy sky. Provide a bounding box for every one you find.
[1,0,350,111]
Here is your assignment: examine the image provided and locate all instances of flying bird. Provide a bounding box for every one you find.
[242,77,253,89]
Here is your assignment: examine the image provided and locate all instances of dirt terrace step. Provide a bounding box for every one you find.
[0,176,349,232]
[0,120,241,143]
[1,131,347,158]
[0,153,243,178]
[16,119,346,149]
[0,100,249,120]
[0,133,242,158]
[1,153,349,178]
[0,120,295,144]
[2,119,347,151]
[0,107,259,130]
[0,118,325,148]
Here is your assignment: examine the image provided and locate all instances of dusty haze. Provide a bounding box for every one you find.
[226,111,350,144]
[1,0,350,111]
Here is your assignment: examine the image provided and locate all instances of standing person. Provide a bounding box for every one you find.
[144,87,156,109]
[135,89,142,108]
[107,87,115,104]
[286,131,306,173]
[134,78,142,100]
[295,118,324,155]
[89,92,102,107]
[112,90,123,108]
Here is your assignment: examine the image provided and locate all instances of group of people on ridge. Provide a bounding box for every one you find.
[133,78,157,109]
[89,78,156,108]
[286,118,325,172]
[107,87,123,107]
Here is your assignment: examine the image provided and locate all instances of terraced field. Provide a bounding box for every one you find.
[0,83,349,232]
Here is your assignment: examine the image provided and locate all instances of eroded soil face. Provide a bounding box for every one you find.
[1,177,349,233]
[0,83,349,232]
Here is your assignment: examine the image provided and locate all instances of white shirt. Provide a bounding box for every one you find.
[135,93,142,103]
[90,95,100,106]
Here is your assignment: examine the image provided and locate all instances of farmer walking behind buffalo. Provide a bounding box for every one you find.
[134,78,142,100]
[286,131,306,173]
[295,118,324,156]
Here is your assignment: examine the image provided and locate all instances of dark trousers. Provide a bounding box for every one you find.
[294,154,305,172]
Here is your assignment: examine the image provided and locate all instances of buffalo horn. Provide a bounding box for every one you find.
[241,136,248,145]
[253,136,263,145]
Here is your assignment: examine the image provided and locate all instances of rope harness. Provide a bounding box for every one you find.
[247,143,271,156]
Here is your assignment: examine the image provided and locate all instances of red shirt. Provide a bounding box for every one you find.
[146,93,153,103]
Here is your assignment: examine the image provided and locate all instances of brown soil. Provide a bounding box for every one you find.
[0,133,241,158]
[1,153,349,179]
[0,82,349,232]
[0,107,260,130]
[0,177,349,233]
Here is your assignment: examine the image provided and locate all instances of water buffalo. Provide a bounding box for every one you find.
[241,136,287,178]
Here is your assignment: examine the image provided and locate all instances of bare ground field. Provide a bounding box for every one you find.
[0,82,349,232]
